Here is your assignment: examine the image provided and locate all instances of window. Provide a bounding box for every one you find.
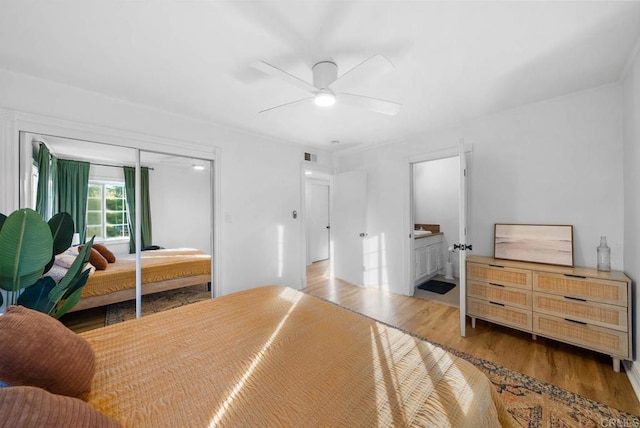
[86,182,129,240]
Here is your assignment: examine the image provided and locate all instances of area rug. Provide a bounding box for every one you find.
[417,279,456,294]
[104,287,640,426]
[318,297,640,427]
[104,284,211,325]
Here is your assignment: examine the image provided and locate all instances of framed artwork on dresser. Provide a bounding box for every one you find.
[494,223,574,267]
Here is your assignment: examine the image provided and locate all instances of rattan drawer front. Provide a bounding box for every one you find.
[533,293,627,332]
[467,297,532,331]
[468,280,532,310]
[467,262,532,290]
[533,313,629,358]
[533,272,627,306]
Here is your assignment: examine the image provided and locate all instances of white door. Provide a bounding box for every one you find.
[458,143,469,337]
[309,183,330,262]
[333,170,367,285]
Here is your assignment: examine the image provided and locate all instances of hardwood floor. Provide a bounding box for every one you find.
[63,259,640,415]
[303,260,640,416]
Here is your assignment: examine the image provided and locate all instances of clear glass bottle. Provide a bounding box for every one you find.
[597,236,611,271]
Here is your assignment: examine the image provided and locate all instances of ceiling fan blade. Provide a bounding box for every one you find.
[339,93,402,116]
[258,97,314,114]
[329,55,395,93]
[252,61,317,94]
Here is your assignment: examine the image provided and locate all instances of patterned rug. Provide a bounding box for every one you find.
[105,287,640,426]
[104,284,211,325]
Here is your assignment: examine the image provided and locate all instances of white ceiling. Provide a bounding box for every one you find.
[2,1,640,152]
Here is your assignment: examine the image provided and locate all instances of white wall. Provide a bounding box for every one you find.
[336,84,624,295]
[622,44,640,395]
[414,157,460,277]
[0,68,332,296]
[147,162,211,254]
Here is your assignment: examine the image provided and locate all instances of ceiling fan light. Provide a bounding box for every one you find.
[314,90,336,107]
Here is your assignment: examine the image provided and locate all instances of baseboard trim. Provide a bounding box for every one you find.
[623,360,640,402]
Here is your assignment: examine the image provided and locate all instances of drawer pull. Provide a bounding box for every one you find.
[564,318,587,325]
[563,274,587,279]
[489,282,505,287]
[564,296,587,302]
[489,264,504,268]
[489,301,505,307]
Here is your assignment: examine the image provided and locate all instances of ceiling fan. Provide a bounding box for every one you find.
[252,55,401,116]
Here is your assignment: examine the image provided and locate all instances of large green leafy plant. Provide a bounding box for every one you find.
[0,208,94,318]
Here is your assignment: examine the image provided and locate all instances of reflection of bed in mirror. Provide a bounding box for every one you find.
[68,248,211,312]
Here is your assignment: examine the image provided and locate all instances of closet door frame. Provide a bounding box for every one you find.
[3,109,220,315]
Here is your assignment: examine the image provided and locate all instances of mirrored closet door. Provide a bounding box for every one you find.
[17,132,214,320]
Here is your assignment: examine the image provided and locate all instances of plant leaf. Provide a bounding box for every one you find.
[17,276,56,313]
[0,213,7,232]
[48,212,74,255]
[51,268,91,318]
[52,286,84,319]
[43,254,55,275]
[60,268,91,300]
[0,209,52,291]
[56,237,93,291]
[47,237,94,314]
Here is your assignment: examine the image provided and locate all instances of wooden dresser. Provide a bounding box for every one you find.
[466,255,632,372]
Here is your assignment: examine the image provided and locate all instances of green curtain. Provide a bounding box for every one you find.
[35,143,51,219]
[57,159,90,243]
[123,166,153,253]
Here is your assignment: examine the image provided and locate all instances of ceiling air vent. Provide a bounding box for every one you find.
[304,152,317,162]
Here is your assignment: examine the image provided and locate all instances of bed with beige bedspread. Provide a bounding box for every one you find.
[80,285,515,427]
[69,248,211,312]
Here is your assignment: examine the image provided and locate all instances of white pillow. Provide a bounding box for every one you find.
[55,248,78,269]
[47,264,69,282]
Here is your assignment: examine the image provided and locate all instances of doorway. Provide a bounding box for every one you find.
[407,144,471,337]
[304,169,332,265]
[411,156,460,307]
[307,182,330,263]
[301,166,334,289]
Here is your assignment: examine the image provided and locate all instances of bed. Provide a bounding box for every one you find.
[68,248,211,312]
[80,285,516,427]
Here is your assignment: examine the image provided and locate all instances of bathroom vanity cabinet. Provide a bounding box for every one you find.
[414,233,443,284]
[466,255,632,372]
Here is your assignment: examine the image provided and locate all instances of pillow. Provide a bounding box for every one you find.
[55,248,78,269]
[77,246,108,270]
[92,243,116,263]
[0,386,121,427]
[47,264,69,282]
[0,306,95,400]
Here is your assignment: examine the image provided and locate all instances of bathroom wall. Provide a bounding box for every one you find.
[414,157,460,277]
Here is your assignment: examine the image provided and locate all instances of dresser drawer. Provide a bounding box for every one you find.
[468,280,532,310]
[533,313,629,358]
[533,293,627,331]
[533,272,627,306]
[467,297,532,331]
[467,262,532,290]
